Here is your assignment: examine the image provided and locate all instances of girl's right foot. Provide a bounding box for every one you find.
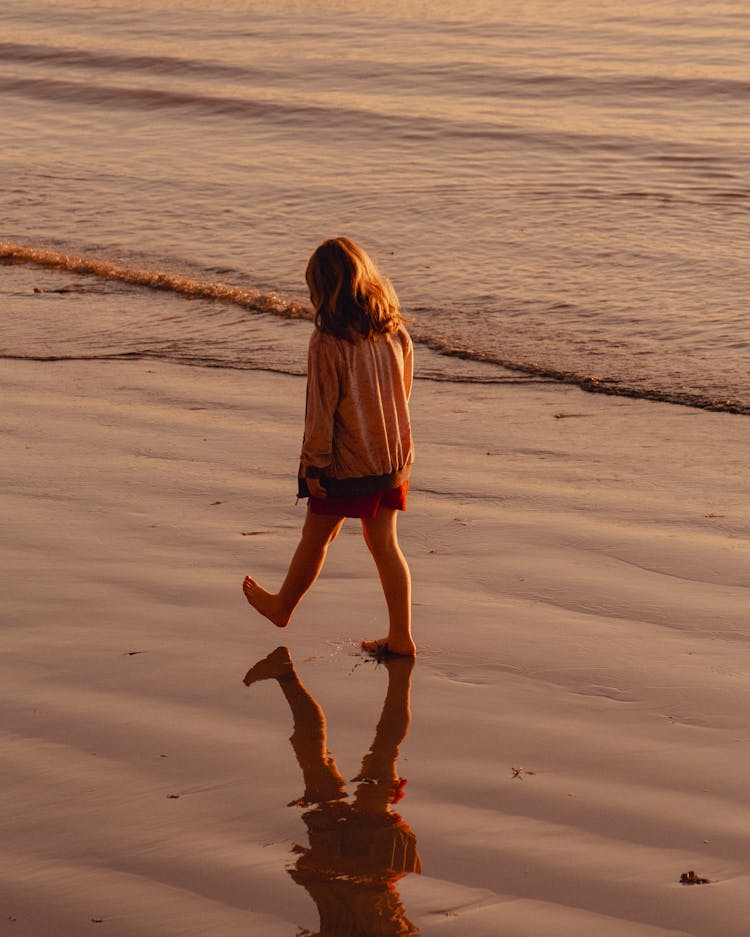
[243,576,291,628]
[362,636,417,657]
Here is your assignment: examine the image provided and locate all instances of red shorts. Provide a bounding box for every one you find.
[308,482,408,520]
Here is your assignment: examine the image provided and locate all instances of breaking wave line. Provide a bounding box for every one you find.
[2,241,747,415]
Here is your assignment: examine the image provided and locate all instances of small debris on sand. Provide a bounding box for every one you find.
[511,767,536,780]
[680,869,711,885]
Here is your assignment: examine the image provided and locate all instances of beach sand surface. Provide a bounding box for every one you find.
[2,358,749,937]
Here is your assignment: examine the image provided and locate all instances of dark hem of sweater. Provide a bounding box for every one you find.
[297,465,412,500]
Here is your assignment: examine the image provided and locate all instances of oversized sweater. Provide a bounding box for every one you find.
[298,325,414,498]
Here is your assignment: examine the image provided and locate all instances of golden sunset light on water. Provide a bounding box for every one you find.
[2,1,749,934]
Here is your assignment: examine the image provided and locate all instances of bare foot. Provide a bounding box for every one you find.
[243,576,290,628]
[243,646,294,685]
[362,636,417,658]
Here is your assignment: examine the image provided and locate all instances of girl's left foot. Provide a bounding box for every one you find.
[243,576,290,628]
[362,636,417,657]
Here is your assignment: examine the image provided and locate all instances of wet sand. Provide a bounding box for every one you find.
[2,358,749,937]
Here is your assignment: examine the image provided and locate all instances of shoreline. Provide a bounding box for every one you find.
[3,246,748,415]
[2,357,749,937]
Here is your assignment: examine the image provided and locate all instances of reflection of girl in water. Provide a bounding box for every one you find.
[244,647,420,937]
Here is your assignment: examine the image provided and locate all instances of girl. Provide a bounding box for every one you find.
[243,237,416,656]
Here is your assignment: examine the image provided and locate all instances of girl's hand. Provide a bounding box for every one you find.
[307,477,327,499]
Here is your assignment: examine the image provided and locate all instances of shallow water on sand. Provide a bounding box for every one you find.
[1,0,749,411]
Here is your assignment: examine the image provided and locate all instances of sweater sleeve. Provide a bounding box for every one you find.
[300,331,341,478]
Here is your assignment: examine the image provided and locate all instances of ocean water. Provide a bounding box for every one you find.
[1,0,748,412]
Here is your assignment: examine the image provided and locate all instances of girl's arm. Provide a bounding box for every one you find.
[300,331,341,479]
[403,329,414,400]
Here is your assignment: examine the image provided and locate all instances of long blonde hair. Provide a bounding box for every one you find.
[305,237,402,340]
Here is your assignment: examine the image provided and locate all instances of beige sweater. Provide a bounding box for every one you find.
[299,325,414,498]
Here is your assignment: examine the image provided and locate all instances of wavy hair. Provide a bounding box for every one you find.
[305,237,402,340]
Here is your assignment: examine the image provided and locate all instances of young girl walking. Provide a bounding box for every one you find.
[243,237,416,656]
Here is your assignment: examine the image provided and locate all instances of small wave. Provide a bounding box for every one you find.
[0,74,697,158]
[2,241,747,415]
[0,351,554,387]
[408,331,749,415]
[6,41,748,104]
[0,41,264,83]
[0,351,306,377]
[450,67,750,103]
[0,241,309,320]
[0,71,415,134]
[0,74,308,122]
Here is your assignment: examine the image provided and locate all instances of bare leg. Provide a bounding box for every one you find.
[360,507,416,656]
[243,647,346,804]
[353,656,414,789]
[243,510,344,627]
